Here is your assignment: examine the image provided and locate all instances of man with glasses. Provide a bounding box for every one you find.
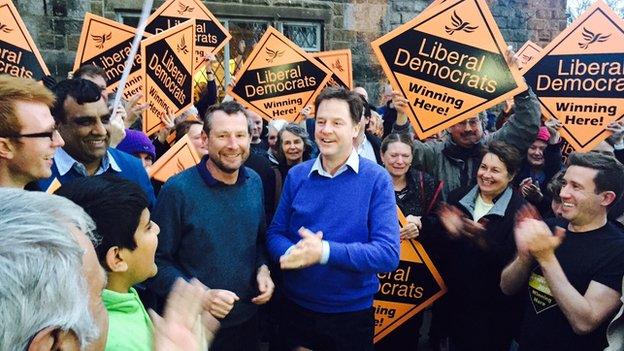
[0,74,65,189]
[38,78,155,205]
[391,87,541,200]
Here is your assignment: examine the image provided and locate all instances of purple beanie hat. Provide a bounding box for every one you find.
[117,129,156,160]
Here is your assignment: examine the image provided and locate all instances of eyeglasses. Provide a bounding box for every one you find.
[1,128,61,142]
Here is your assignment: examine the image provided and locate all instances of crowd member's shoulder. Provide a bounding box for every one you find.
[359,156,388,177]
[446,185,475,205]
[544,216,568,229]
[109,147,145,171]
[286,158,316,178]
[243,165,262,184]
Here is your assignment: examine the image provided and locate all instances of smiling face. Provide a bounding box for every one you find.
[6,101,64,186]
[205,110,250,175]
[381,141,412,179]
[280,130,304,165]
[527,139,547,167]
[121,208,159,285]
[448,117,483,148]
[477,153,513,199]
[559,165,605,226]
[315,98,359,166]
[58,96,110,166]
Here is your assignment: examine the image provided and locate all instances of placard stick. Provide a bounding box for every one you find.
[111,0,153,112]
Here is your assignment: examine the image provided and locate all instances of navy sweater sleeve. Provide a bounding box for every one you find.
[147,178,191,297]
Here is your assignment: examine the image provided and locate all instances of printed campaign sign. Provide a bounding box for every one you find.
[0,0,49,79]
[227,26,332,123]
[373,207,446,344]
[523,0,624,152]
[149,134,200,183]
[371,0,527,140]
[516,40,542,70]
[310,49,353,90]
[141,20,195,137]
[145,0,230,72]
[74,13,150,100]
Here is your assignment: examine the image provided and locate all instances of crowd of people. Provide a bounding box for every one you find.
[2,44,624,351]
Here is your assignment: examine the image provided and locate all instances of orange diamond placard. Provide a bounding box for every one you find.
[149,134,201,183]
[0,0,49,79]
[371,0,527,140]
[516,40,542,71]
[145,0,231,72]
[74,13,150,100]
[523,0,624,152]
[227,26,332,123]
[373,207,446,344]
[310,49,353,90]
[141,20,195,137]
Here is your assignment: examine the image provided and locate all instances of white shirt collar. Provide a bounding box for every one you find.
[54,147,121,176]
[309,148,359,178]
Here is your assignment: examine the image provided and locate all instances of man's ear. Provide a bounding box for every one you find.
[28,327,80,351]
[0,137,15,159]
[600,191,617,208]
[105,246,128,273]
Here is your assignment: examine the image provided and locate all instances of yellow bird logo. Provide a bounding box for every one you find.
[331,59,345,72]
[265,47,284,63]
[177,35,189,55]
[444,11,478,35]
[578,27,611,49]
[0,23,13,33]
[177,2,194,15]
[91,32,112,49]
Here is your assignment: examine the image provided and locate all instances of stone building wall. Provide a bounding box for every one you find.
[13,0,567,100]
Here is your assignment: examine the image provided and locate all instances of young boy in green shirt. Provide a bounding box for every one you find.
[57,175,159,351]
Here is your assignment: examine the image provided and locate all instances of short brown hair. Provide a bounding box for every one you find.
[482,140,522,176]
[314,87,363,126]
[0,75,55,137]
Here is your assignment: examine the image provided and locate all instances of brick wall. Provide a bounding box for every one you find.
[13,0,566,100]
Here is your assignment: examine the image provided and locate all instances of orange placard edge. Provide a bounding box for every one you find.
[145,0,231,71]
[148,134,200,181]
[226,26,333,123]
[0,0,50,77]
[521,0,624,151]
[46,178,61,194]
[374,207,447,343]
[371,0,527,139]
[72,12,149,72]
[141,19,196,137]
[310,49,354,89]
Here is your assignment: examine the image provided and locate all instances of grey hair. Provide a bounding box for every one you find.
[0,188,98,350]
[14,188,100,246]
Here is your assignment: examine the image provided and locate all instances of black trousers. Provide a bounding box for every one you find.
[210,314,260,351]
[279,297,375,351]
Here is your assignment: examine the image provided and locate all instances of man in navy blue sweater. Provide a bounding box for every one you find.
[267,87,400,350]
[147,101,274,351]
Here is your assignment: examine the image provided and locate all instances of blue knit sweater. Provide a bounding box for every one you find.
[267,157,400,313]
[146,161,266,328]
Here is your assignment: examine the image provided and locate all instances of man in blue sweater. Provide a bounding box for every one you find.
[147,101,274,351]
[267,87,400,350]
[37,78,155,205]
